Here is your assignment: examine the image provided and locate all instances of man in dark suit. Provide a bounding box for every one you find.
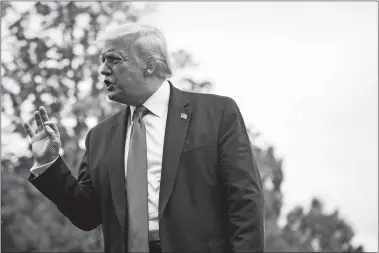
[24,24,264,252]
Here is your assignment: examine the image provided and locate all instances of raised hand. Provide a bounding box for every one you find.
[24,106,61,166]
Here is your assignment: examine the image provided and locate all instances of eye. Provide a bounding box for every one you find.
[112,58,121,64]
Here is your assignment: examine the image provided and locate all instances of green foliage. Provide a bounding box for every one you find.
[1,1,365,252]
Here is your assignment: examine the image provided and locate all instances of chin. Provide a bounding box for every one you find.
[107,91,133,105]
[107,91,122,103]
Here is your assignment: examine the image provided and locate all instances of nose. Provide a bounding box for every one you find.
[100,63,112,76]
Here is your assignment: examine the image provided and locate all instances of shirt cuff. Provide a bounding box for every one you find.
[30,156,59,177]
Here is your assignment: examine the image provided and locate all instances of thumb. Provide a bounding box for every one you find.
[44,125,57,139]
[44,121,59,135]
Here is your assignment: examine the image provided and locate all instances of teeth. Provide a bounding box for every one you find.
[106,84,114,90]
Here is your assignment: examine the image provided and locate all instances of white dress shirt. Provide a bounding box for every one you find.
[30,80,170,238]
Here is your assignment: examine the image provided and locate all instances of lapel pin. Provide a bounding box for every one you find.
[180,113,187,120]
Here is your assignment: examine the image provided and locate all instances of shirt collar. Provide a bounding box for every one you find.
[129,80,170,119]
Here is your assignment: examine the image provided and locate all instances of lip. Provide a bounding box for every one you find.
[104,80,116,90]
[104,79,114,86]
[106,83,116,91]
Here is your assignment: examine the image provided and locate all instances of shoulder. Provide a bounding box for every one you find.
[180,90,240,119]
[180,89,236,108]
[89,106,127,133]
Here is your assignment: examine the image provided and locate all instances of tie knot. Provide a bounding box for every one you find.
[133,105,149,120]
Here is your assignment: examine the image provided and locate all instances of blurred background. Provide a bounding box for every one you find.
[1,1,377,252]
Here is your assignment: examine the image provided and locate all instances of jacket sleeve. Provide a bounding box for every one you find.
[218,97,265,252]
[29,156,58,176]
[28,129,101,231]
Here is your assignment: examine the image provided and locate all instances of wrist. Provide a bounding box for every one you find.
[36,155,58,166]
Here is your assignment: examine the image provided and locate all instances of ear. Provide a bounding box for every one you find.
[144,61,157,76]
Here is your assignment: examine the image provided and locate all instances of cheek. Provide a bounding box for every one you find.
[128,67,143,79]
[115,66,141,82]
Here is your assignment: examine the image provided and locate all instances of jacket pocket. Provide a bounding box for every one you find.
[207,238,226,252]
[182,142,214,153]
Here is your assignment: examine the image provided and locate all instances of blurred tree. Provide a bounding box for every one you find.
[281,198,365,252]
[247,128,365,252]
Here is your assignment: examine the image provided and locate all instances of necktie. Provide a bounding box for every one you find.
[126,105,150,252]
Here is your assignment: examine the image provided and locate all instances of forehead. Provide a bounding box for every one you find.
[101,35,135,55]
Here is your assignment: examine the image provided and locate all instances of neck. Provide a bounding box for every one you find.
[143,76,165,96]
[146,76,166,90]
[132,77,165,106]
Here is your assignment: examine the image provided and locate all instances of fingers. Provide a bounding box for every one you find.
[28,107,57,137]
[23,122,35,138]
[34,111,44,132]
[44,124,55,138]
[39,106,50,124]
[44,121,59,136]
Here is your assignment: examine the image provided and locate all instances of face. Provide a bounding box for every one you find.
[100,38,153,105]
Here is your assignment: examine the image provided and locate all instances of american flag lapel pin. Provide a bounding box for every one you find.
[180,113,187,120]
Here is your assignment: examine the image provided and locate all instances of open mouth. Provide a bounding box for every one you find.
[104,80,115,91]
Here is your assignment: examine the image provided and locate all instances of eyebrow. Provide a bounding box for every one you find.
[101,51,123,62]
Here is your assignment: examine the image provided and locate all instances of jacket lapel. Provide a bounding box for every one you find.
[105,106,130,232]
[159,83,192,219]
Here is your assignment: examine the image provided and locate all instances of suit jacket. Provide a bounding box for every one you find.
[29,83,265,252]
